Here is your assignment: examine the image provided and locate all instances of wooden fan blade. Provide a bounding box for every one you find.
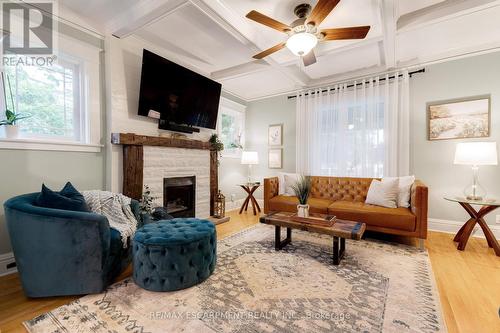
[321,26,370,40]
[253,42,286,59]
[303,50,317,67]
[306,0,341,26]
[246,10,291,33]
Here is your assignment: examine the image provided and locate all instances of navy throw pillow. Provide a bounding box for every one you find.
[35,182,89,212]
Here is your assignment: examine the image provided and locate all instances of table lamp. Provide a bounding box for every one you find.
[241,151,259,184]
[454,142,498,200]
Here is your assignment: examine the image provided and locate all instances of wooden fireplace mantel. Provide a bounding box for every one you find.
[111,133,212,150]
[111,133,218,216]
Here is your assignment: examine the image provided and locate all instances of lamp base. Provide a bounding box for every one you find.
[247,164,252,184]
[464,166,486,202]
[466,195,483,201]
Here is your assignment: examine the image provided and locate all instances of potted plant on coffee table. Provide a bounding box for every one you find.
[292,175,312,218]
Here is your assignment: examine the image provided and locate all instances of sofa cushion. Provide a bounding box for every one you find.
[269,195,332,214]
[103,227,130,285]
[310,177,374,202]
[278,172,299,195]
[35,183,89,212]
[365,179,399,208]
[328,201,416,232]
[383,176,415,208]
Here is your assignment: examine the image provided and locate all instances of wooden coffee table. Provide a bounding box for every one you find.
[260,211,366,265]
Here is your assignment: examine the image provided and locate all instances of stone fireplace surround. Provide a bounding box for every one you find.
[111,133,218,218]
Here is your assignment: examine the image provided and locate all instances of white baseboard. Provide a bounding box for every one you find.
[428,218,500,239]
[0,252,17,276]
[226,198,264,213]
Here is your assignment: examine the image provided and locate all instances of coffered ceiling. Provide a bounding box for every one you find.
[61,0,500,101]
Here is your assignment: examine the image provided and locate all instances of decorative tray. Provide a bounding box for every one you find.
[290,214,336,227]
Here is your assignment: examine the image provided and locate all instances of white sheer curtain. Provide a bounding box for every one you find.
[296,71,410,177]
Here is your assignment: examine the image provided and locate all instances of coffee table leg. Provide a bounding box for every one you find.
[275,226,292,250]
[333,236,345,265]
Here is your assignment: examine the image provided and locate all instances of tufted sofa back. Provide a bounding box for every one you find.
[310,176,376,202]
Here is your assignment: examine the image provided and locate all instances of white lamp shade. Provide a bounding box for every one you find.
[241,151,259,165]
[454,142,498,165]
[286,32,318,56]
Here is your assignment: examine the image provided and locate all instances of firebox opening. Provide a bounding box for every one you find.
[163,176,196,218]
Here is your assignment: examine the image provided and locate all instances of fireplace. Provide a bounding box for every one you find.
[164,176,196,218]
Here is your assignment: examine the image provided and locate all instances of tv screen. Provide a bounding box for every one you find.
[138,49,222,130]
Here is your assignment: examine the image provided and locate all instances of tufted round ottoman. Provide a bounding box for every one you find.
[132,218,217,292]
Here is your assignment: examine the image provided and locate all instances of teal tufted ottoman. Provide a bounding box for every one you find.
[132,218,216,291]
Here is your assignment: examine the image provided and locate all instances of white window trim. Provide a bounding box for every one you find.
[0,137,103,152]
[0,28,103,152]
[217,97,246,159]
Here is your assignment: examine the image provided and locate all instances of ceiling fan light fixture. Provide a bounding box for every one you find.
[286,32,318,56]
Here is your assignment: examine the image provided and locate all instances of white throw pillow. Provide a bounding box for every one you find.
[365,178,399,208]
[283,174,298,196]
[278,172,299,196]
[383,175,415,208]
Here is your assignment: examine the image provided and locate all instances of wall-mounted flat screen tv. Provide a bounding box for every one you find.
[138,49,222,131]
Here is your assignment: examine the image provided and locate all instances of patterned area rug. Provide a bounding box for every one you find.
[25,224,445,333]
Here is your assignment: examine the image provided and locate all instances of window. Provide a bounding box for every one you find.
[315,98,385,178]
[217,98,246,158]
[3,58,84,142]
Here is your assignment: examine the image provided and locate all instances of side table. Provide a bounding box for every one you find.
[444,196,500,256]
[239,183,261,215]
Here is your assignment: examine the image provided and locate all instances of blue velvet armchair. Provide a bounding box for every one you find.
[4,193,141,298]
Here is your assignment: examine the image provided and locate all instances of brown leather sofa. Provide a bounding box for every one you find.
[264,176,428,240]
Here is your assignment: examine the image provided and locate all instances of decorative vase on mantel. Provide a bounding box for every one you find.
[4,124,20,139]
[297,204,310,218]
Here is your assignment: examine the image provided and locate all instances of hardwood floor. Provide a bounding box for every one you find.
[0,210,499,333]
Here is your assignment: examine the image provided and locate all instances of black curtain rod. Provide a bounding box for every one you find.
[287,68,426,99]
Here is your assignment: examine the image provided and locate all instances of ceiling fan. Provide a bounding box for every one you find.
[245,0,370,66]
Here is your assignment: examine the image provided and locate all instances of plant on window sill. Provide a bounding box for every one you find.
[0,73,30,139]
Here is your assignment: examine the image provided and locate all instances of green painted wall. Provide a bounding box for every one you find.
[245,95,296,199]
[0,149,105,254]
[410,51,500,226]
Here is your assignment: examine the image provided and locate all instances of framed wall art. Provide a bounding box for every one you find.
[268,148,283,169]
[268,124,283,146]
[427,95,490,141]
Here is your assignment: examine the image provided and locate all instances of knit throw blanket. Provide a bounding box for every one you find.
[83,191,138,248]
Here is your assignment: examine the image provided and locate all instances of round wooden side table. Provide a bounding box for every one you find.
[239,183,261,216]
[444,196,500,256]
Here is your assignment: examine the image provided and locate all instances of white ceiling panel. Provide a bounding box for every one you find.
[303,42,381,79]
[220,69,298,100]
[397,0,445,16]
[396,5,500,64]
[136,3,254,73]
[62,0,137,29]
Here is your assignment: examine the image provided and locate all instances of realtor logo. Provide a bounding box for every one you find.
[2,1,54,55]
